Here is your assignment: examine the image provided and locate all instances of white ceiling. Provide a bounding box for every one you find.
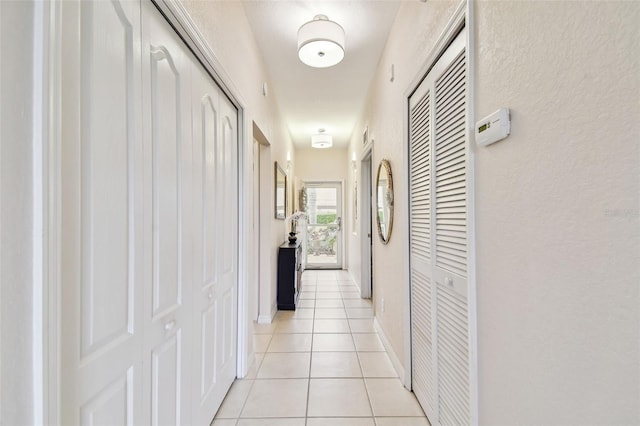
[243,1,401,149]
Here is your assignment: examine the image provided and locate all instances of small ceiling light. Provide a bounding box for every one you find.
[297,15,345,68]
[311,129,333,149]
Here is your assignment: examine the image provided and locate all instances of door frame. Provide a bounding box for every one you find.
[302,180,345,270]
[41,1,251,423]
[402,0,477,420]
[360,146,373,299]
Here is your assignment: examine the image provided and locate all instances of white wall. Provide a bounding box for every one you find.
[180,1,295,322]
[350,0,640,423]
[0,1,37,424]
[474,1,639,423]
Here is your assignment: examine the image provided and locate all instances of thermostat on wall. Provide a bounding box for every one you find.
[475,108,510,146]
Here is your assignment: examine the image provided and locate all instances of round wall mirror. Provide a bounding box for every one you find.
[376,159,394,244]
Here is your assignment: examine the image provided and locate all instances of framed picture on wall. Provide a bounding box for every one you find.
[274,161,286,219]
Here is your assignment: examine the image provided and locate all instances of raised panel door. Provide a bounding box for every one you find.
[190,62,238,425]
[60,0,144,424]
[141,3,193,424]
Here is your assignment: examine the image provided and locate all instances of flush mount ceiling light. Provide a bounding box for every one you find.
[311,129,333,149]
[297,14,345,68]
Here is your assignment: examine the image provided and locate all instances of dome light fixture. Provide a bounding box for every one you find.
[311,129,333,149]
[297,15,345,68]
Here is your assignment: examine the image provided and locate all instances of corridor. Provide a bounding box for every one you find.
[212,270,428,426]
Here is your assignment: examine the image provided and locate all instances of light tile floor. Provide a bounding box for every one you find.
[212,270,429,426]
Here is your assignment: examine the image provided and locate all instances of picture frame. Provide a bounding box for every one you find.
[274,161,287,220]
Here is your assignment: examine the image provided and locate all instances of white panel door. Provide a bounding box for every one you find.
[190,63,238,424]
[409,29,471,426]
[141,3,193,424]
[60,1,144,424]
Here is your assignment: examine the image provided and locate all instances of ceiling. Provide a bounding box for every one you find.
[243,1,401,149]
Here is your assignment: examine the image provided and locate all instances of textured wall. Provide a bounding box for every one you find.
[474,1,640,423]
[353,0,639,423]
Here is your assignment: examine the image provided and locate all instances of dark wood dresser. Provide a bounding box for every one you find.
[277,240,303,310]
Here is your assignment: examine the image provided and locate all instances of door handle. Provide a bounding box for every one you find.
[336,217,342,230]
[164,320,176,332]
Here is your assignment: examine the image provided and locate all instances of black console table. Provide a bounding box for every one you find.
[277,240,303,310]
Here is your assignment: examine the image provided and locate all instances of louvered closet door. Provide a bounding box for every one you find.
[409,29,471,426]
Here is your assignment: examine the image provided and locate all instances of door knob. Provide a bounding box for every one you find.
[164,320,176,331]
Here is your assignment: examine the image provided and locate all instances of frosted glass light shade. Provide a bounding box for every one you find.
[311,134,333,149]
[297,15,345,68]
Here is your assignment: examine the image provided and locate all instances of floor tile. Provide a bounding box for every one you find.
[353,333,385,351]
[316,271,337,279]
[274,319,314,334]
[313,319,350,333]
[215,379,254,418]
[365,378,425,417]
[349,318,376,333]
[297,299,315,308]
[310,352,362,378]
[236,419,306,426]
[257,352,311,378]
[335,271,352,279]
[312,333,356,352]
[358,352,397,378]
[267,334,312,352]
[316,285,340,292]
[307,418,375,426]
[211,419,237,426]
[277,309,314,320]
[343,298,373,308]
[314,308,347,319]
[315,299,345,308]
[299,292,316,300]
[241,379,308,418]
[253,334,272,353]
[373,417,430,426]
[347,307,374,318]
[300,285,316,292]
[307,378,372,417]
[253,322,278,334]
[244,352,264,380]
[316,291,343,299]
[341,291,362,299]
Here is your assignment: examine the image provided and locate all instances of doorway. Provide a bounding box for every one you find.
[360,150,373,298]
[303,182,343,269]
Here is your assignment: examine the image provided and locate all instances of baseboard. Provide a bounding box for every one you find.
[349,270,361,293]
[257,314,272,324]
[373,317,405,381]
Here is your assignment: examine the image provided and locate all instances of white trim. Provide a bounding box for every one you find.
[373,317,405,381]
[257,314,274,325]
[152,0,250,379]
[359,145,373,299]
[465,0,479,422]
[33,2,46,422]
[42,1,62,424]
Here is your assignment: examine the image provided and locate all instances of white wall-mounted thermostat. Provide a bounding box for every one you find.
[475,108,510,146]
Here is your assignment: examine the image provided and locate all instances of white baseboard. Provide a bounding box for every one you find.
[373,317,405,382]
[257,314,272,324]
[257,302,277,324]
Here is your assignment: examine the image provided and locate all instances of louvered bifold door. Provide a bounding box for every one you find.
[409,85,436,421]
[409,28,470,426]
[432,31,470,426]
